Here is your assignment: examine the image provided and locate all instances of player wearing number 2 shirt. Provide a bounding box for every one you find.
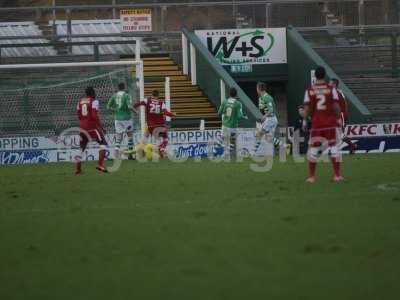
[76,86,108,174]
[303,66,342,183]
[133,90,175,157]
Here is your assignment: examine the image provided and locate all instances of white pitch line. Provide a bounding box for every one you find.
[376,183,400,192]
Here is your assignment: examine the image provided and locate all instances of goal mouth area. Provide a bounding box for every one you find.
[0,60,145,138]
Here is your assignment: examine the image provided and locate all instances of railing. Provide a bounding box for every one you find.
[1,1,397,61]
[0,39,141,62]
[181,27,262,126]
[0,0,396,31]
[0,32,180,41]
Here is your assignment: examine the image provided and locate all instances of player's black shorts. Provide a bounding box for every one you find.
[80,129,107,150]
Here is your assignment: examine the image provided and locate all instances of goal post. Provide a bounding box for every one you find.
[0,60,146,138]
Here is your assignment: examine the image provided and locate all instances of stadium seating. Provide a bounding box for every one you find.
[270,2,325,27]
[52,19,149,55]
[343,77,400,122]
[0,20,151,57]
[316,45,400,123]
[0,22,57,57]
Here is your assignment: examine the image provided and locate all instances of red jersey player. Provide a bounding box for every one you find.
[329,78,357,154]
[133,90,175,157]
[76,86,108,174]
[304,66,343,183]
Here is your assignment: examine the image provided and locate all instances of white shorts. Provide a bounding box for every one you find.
[115,120,134,134]
[259,116,278,135]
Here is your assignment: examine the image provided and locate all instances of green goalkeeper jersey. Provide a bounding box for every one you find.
[107,91,132,121]
[218,97,245,128]
[259,92,276,117]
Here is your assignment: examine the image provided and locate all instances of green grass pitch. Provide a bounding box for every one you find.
[1,154,400,300]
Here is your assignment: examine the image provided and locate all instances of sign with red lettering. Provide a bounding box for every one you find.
[345,123,400,137]
[120,9,152,32]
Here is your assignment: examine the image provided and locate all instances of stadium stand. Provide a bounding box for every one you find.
[1,1,396,28]
[0,22,57,57]
[53,20,150,55]
[0,20,155,57]
[0,0,399,133]
[315,44,400,123]
[269,2,325,27]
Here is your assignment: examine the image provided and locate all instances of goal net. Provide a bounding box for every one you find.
[0,61,144,138]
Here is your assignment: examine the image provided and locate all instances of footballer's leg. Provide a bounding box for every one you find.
[144,125,153,145]
[93,129,108,173]
[230,129,237,158]
[126,123,135,160]
[262,116,277,156]
[254,131,274,157]
[343,136,357,154]
[114,121,123,159]
[222,126,232,158]
[76,131,89,174]
[254,130,270,155]
[253,122,264,154]
[159,127,169,159]
[127,131,134,151]
[340,117,357,154]
[306,129,320,182]
[254,116,277,156]
[115,133,123,159]
[330,145,343,182]
[330,128,344,181]
[307,146,318,183]
[342,128,357,154]
[96,145,108,173]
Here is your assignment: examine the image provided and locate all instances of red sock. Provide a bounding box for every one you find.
[308,161,317,178]
[331,157,341,177]
[159,138,168,158]
[98,149,106,167]
[76,162,81,173]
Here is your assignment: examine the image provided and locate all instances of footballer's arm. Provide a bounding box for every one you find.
[129,100,138,113]
[331,88,342,121]
[91,100,105,132]
[76,101,82,120]
[303,90,312,131]
[106,96,115,112]
[163,109,176,117]
[217,100,225,117]
[133,100,147,109]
